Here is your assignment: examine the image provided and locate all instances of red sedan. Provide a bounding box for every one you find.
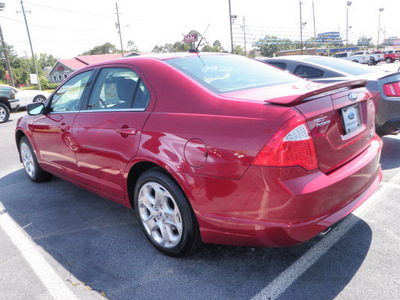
[16,53,382,256]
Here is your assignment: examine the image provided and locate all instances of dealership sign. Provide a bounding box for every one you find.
[184,34,198,44]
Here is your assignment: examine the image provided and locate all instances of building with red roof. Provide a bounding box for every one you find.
[48,53,138,84]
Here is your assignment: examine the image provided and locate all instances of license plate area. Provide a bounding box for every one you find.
[341,104,361,134]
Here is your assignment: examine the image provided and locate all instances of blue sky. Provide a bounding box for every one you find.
[1,0,399,58]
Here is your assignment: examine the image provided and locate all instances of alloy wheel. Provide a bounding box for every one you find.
[21,142,36,179]
[138,181,183,248]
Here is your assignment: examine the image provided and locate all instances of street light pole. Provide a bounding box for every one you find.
[241,16,247,56]
[299,1,303,55]
[377,8,384,50]
[346,2,352,52]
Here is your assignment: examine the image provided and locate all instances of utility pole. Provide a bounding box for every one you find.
[115,2,124,57]
[312,1,317,54]
[228,0,236,54]
[0,3,15,87]
[18,0,41,90]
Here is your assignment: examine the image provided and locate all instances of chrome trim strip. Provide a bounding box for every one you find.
[48,108,146,114]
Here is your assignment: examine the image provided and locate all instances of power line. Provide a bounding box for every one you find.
[24,1,110,18]
[0,15,107,32]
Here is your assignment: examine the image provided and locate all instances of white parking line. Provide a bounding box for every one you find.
[0,202,78,300]
[251,172,400,300]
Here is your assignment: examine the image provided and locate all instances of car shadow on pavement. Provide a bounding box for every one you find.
[0,170,372,300]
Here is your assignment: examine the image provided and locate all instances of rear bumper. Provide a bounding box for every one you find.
[376,117,400,135]
[181,136,382,247]
[376,95,400,135]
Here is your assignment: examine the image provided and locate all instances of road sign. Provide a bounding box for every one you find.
[184,34,198,44]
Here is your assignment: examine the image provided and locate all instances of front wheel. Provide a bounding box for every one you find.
[20,136,51,182]
[134,169,201,257]
[386,57,393,63]
[0,103,10,123]
[33,95,47,103]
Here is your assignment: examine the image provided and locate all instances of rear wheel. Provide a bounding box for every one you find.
[20,136,51,182]
[386,57,393,63]
[134,169,201,257]
[0,103,10,123]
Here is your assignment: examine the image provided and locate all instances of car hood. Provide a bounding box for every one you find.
[221,79,367,106]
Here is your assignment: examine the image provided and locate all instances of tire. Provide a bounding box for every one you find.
[20,136,51,182]
[0,102,10,123]
[368,59,374,66]
[386,57,393,63]
[33,95,46,103]
[134,169,201,257]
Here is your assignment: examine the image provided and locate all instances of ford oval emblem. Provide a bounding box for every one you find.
[348,112,355,120]
[348,93,358,102]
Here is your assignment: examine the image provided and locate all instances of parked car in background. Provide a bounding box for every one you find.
[371,50,384,63]
[262,55,400,135]
[16,53,382,256]
[333,52,370,64]
[384,50,400,63]
[353,51,383,65]
[15,89,50,108]
[0,85,20,123]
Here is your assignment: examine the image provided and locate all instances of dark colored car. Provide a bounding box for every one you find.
[0,85,20,123]
[262,55,400,135]
[16,53,382,256]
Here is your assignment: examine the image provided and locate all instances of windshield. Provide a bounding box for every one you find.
[304,56,377,76]
[165,55,303,94]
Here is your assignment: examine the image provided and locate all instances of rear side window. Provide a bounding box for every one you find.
[294,65,324,79]
[87,68,150,110]
[268,62,287,70]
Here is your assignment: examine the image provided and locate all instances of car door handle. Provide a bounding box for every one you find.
[60,124,70,132]
[116,128,137,136]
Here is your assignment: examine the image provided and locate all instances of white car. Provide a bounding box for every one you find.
[15,89,50,108]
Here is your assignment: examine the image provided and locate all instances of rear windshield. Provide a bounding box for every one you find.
[165,55,302,94]
[304,56,377,76]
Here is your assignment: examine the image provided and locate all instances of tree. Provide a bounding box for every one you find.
[201,40,227,53]
[81,42,119,55]
[127,40,139,53]
[357,37,372,46]
[255,36,301,57]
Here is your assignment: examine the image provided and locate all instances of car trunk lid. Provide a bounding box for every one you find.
[223,79,375,174]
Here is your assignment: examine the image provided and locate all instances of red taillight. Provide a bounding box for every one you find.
[383,82,400,97]
[252,115,318,171]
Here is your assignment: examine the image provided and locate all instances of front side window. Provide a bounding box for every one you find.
[51,70,93,112]
[87,68,150,110]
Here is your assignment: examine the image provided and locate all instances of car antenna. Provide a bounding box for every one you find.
[195,24,210,52]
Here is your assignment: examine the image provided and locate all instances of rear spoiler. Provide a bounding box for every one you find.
[265,79,367,106]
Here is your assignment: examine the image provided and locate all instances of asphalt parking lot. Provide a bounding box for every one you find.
[1,62,400,299]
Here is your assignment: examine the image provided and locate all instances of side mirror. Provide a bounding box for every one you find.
[27,102,45,115]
